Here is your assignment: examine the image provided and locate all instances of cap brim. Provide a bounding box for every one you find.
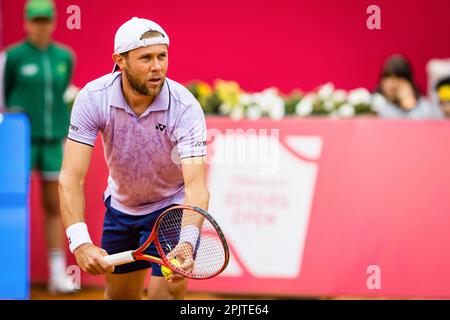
[27,13,54,20]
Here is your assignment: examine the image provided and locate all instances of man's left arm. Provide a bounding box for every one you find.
[165,157,209,283]
[181,156,210,211]
[166,101,209,281]
[175,100,209,209]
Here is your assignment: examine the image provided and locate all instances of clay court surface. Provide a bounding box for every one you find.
[30,285,279,300]
[31,285,407,300]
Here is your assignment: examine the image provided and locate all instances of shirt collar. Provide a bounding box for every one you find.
[110,73,127,109]
[25,38,53,52]
[110,73,170,114]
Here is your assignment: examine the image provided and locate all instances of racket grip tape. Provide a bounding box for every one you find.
[104,250,135,266]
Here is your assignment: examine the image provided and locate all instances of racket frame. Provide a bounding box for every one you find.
[104,205,230,280]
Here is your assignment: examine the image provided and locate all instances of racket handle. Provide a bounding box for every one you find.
[104,250,135,266]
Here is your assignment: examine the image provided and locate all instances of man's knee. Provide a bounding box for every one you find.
[43,197,59,216]
[104,270,147,300]
[42,182,60,216]
[104,288,143,300]
[148,277,188,300]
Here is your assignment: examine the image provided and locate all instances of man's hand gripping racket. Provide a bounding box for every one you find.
[104,205,230,281]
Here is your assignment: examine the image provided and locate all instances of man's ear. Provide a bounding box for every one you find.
[112,53,125,70]
[24,20,30,33]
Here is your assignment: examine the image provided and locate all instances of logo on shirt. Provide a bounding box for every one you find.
[57,62,68,75]
[194,141,207,148]
[70,124,79,132]
[21,64,38,77]
[155,123,167,132]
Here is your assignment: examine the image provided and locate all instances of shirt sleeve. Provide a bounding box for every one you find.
[68,87,101,147]
[174,101,207,159]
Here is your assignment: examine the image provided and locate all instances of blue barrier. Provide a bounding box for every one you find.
[0,113,30,300]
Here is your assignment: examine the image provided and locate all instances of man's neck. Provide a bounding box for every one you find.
[121,75,156,117]
[28,37,52,50]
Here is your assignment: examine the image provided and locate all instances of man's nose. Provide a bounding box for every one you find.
[151,58,162,71]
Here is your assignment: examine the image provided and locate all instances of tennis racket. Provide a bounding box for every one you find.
[103,205,229,280]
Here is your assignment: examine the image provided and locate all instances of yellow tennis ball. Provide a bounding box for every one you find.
[161,258,181,280]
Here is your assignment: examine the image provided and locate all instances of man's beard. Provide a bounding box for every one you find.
[124,67,164,97]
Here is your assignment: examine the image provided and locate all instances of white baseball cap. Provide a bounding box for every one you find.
[112,17,170,72]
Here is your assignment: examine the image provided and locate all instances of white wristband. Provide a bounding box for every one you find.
[66,222,93,253]
[179,225,200,251]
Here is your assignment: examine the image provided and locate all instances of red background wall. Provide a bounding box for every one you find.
[2,0,450,93]
[2,0,450,296]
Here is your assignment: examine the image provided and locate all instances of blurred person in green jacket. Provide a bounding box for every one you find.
[0,0,76,294]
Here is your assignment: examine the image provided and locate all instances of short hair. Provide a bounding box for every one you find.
[436,76,450,90]
[120,30,165,58]
[436,76,450,102]
[139,30,164,40]
[381,55,414,80]
[377,54,421,98]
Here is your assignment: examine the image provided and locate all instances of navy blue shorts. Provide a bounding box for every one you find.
[101,197,177,275]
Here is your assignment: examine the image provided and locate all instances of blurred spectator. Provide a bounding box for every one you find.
[435,77,450,118]
[427,59,450,105]
[426,58,450,119]
[374,54,437,119]
[0,0,75,294]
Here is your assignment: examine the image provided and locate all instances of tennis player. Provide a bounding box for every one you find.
[59,17,209,300]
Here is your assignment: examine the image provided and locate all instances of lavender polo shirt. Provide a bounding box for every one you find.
[68,72,207,215]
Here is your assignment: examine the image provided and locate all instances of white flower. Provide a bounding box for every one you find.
[295,94,315,116]
[323,99,335,112]
[371,93,387,112]
[239,93,254,106]
[230,106,245,120]
[332,89,347,103]
[252,93,266,112]
[63,84,80,104]
[318,82,335,99]
[262,87,278,97]
[254,88,280,113]
[219,102,233,115]
[348,88,372,106]
[268,97,285,120]
[338,103,355,118]
[246,105,263,120]
[329,110,340,119]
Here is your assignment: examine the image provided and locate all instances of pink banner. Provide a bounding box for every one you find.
[30,118,450,298]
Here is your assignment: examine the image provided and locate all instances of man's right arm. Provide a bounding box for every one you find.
[59,139,92,228]
[59,139,114,275]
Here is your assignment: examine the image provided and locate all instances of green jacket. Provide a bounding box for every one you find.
[1,39,74,141]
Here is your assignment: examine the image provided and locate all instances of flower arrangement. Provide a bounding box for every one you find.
[187,80,379,120]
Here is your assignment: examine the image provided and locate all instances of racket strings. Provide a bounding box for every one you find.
[157,208,227,279]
